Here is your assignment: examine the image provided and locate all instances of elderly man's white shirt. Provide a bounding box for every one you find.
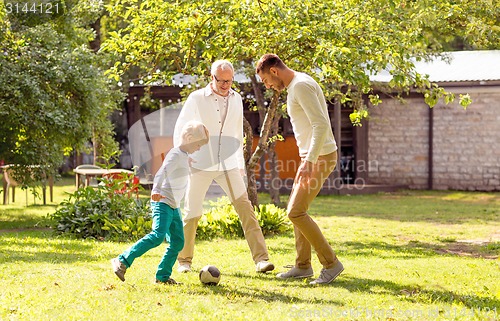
[173,85,245,171]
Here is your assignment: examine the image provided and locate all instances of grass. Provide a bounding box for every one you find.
[1,177,499,320]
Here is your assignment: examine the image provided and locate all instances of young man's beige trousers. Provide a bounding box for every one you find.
[287,151,339,269]
[178,168,269,265]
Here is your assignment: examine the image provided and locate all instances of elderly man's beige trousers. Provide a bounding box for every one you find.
[178,168,269,266]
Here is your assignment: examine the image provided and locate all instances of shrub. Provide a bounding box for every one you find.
[48,177,151,241]
[255,203,292,236]
[196,196,291,240]
[50,186,291,241]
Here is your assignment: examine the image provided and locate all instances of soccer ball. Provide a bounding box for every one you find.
[199,265,221,285]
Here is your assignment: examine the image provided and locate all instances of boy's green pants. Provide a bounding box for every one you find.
[119,201,184,282]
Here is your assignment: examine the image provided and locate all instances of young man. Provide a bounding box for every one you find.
[256,54,344,285]
[173,60,274,274]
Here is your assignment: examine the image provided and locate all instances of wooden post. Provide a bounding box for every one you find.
[428,107,434,190]
[333,99,342,191]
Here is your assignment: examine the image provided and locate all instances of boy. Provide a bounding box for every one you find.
[111,121,209,284]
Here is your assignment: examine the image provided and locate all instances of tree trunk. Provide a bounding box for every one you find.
[268,111,282,205]
[92,127,98,166]
[244,75,283,207]
[247,169,258,207]
[90,17,101,165]
[268,141,280,205]
[247,91,280,168]
[243,117,258,206]
[250,74,267,125]
[89,18,101,52]
[244,90,280,206]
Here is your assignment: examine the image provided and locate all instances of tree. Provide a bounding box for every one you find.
[101,0,500,205]
[0,0,123,185]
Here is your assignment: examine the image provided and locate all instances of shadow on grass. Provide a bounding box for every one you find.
[0,230,102,264]
[212,271,499,310]
[0,204,56,229]
[337,276,500,311]
[341,240,499,260]
[171,277,343,306]
[273,240,499,264]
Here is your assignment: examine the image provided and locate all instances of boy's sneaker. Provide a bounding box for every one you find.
[155,278,181,285]
[276,265,313,279]
[177,264,191,273]
[256,261,275,273]
[111,258,127,282]
[310,260,344,285]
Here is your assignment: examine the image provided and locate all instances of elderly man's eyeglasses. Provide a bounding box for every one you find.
[213,75,233,85]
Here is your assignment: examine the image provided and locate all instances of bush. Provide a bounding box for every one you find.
[49,185,291,241]
[196,196,291,240]
[48,177,151,241]
[255,203,292,236]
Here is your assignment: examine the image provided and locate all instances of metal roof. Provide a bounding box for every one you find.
[370,50,500,83]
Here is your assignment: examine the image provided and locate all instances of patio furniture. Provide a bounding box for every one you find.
[74,164,102,188]
[1,164,54,205]
[73,167,134,189]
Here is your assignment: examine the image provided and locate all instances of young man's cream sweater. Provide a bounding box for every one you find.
[286,72,337,163]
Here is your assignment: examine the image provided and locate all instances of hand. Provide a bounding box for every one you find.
[240,168,247,177]
[297,160,313,185]
[151,193,164,201]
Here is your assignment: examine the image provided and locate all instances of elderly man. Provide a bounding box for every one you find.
[173,60,274,274]
[255,54,344,285]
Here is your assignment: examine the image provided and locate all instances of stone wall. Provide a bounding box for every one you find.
[368,87,500,191]
[432,90,500,191]
[367,98,430,188]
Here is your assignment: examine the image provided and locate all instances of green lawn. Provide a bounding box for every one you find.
[1,177,499,320]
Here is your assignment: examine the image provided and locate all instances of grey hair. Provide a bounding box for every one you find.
[211,60,234,75]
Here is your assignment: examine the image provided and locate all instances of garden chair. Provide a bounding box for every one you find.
[75,164,101,187]
[2,166,19,205]
[1,165,54,205]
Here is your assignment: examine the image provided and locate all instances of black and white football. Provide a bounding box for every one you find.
[199,265,221,285]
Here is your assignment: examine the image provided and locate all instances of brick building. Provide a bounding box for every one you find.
[367,50,500,191]
[124,51,500,193]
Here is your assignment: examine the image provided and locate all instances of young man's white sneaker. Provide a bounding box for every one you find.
[177,264,191,273]
[111,257,127,282]
[255,261,275,273]
[309,260,344,285]
[276,266,313,279]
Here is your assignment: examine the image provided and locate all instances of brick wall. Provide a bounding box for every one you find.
[368,87,500,191]
[432,90,500,191]
[368,98,430,188]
